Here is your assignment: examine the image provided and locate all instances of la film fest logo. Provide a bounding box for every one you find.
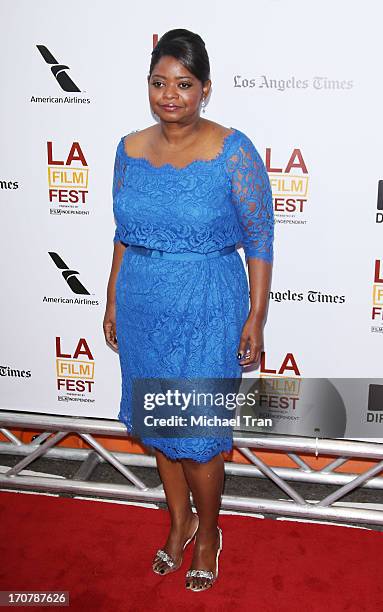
[240,352,304,435]
[31,45,90,104]
[56,337,95,402]
[47,142,90,215]
[245,355,347,438]
[266,148,309,224]
[377,180,383,224]
[371,259,383,334]
[260,351,301,406]
[249,353,302,417]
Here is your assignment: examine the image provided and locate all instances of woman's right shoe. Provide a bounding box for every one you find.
[185,526,223,591]
[152,513,199,576]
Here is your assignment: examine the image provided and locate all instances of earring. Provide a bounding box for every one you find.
[201,98,206,113]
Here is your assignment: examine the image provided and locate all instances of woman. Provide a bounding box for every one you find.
[103,28,274,592]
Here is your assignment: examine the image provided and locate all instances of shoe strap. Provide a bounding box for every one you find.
[155,549,175,568]
[186,527,221,581]
[186,569,214,580]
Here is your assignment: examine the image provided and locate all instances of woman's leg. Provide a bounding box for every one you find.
[181,453,224,589]
[152,448,199,573]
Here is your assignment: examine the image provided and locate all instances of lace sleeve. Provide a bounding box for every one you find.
[112,138,126,244]
[228,133,274,263]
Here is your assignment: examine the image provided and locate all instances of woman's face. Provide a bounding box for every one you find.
[148,55,210,123]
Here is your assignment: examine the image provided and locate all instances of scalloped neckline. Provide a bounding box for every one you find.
[121,127,238,171]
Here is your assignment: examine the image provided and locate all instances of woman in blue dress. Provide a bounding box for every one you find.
[103,29,274,592]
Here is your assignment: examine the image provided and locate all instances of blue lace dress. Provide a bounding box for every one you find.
[112,127,274,462]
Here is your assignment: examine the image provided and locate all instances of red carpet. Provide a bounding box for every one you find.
[1,490,382,611]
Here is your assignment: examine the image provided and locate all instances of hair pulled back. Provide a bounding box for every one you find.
[149,28,211,84]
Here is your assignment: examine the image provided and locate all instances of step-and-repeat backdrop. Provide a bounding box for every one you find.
[1,0,382,440]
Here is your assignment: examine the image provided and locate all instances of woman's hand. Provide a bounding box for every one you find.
[237,313,264,368]
[103,302,118,351]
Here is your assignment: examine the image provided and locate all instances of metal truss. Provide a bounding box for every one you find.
[0,410,382,525]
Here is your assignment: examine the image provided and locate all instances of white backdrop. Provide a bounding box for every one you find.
[0,0,382,438]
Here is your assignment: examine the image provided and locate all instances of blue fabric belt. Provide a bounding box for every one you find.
[126,244,236,260]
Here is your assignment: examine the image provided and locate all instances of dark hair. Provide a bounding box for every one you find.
[148,28,210,83]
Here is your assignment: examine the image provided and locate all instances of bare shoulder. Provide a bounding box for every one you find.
[121,121,235,159]
[201,119,234,141]
[122,125,156,155]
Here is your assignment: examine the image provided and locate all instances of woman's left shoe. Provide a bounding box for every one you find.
[185,526,223,592]
[152,513,199,575]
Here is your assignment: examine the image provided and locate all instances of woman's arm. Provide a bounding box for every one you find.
[237,258,273,367]
[103,241,126,350]
[227,132,274,368]
[104,137,128,350]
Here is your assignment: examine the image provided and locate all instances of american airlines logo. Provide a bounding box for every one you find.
[36,45,80,92]
[49,252,89,295]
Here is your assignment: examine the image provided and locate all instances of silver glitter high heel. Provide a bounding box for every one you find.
[185,526,223,591]
[152,514,199,575]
